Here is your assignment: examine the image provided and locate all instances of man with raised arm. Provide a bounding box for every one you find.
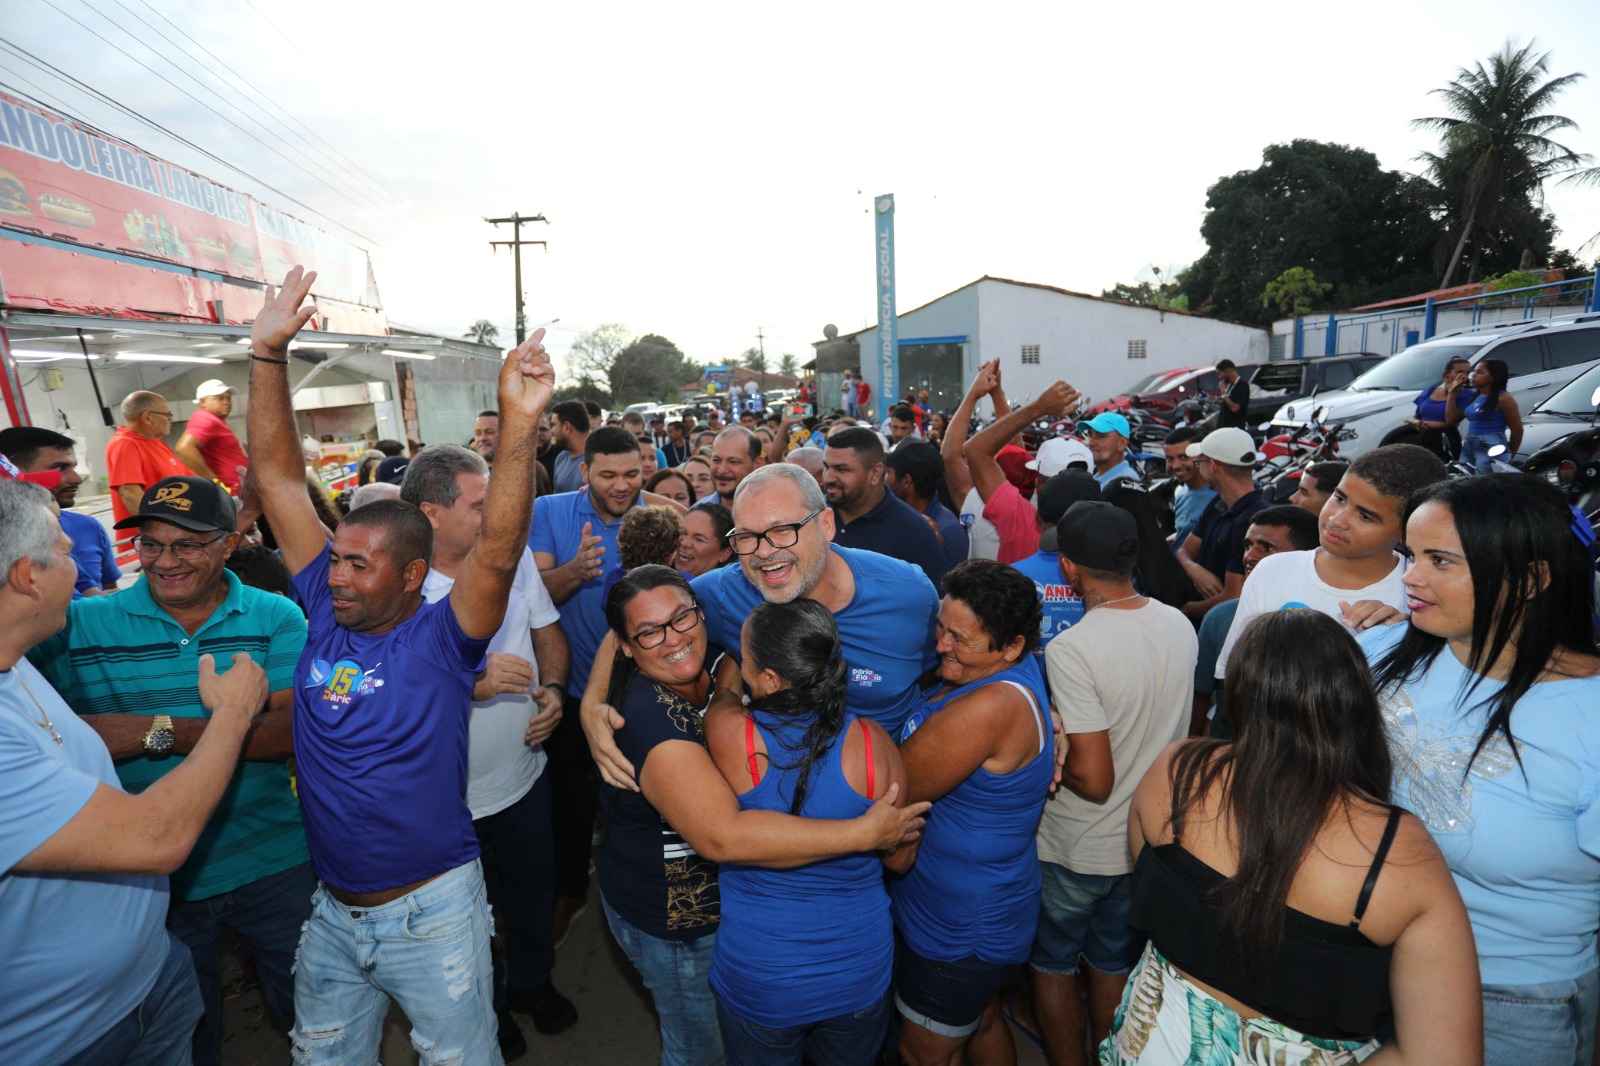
[965,379,1083,565]
[246,267,554,1065]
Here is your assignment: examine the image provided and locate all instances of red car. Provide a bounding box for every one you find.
[1084,366,1206,414]
[1126,365,1225,413]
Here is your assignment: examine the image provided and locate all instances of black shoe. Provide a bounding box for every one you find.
[508,981,578,1036]
[498,1009,529,1062]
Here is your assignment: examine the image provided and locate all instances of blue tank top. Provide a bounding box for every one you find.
[1413,387,1449,424]
[1465,392,1508,437]
[709,712,893,1028]
[892,658,1054,964]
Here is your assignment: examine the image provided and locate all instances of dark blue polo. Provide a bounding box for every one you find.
[1192,489,1268,580]
[832,488,949,591]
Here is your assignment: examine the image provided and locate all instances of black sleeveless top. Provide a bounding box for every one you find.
[1127,806,1402,1041]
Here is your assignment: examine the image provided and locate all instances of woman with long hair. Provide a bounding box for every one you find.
[1385,356,1470,460]
[1367,474,1600,1065]
[1105,610,1481,1064]
[892,560,1054,1066]
[599,568,923,1066]
[1444,359,1523,474]
[704,599,915,1065]
[1103,482,1196,609]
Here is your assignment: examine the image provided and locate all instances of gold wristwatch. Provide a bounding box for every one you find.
[143,714,176,757]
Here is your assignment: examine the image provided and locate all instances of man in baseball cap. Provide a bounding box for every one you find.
[1026,437,1094,480]
[1183,426,1259,468]
[376,455,411,484]
[1175,427,1268,622]
[175,379,249,494]
[1079,413,1137,488]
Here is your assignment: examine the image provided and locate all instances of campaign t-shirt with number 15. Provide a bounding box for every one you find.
[291,545,491,894]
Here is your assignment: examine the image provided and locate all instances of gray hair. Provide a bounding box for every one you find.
[350,482,401,510]
[0,479,60,577]
[399,443,488,509]
[785,446,824,475]
[120,390,166,423]
[734,462,826,513]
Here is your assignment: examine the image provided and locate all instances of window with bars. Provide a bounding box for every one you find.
[1021,344,1041,365]
[1127,340,1148,359]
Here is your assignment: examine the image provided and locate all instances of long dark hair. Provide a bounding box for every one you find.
[1169,611,1392,975]
[744,599,851,815]
[1477,358,1509,410]
[1103,482,1196,607]
[1373,475,1596,774]
[603,564,699,710]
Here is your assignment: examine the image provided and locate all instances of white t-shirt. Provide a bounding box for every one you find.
[960,487,1000,561]
[422,548,561,819]
[1040,599,1197,875]
[1215,549,1406,680]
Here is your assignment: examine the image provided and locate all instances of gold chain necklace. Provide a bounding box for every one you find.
[14,671,65,748]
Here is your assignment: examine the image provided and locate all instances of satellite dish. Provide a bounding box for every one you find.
[823,324,838,341]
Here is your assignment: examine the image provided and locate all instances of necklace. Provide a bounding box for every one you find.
[1087,592,1144,613]
[14,671,64,748]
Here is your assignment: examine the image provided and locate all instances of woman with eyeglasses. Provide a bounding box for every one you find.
[598,566,927,1066]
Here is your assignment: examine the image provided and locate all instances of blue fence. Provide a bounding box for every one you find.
[1290,274,1599,358]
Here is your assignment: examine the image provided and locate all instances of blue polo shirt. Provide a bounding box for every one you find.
[832,489,949,591]
[59,509,120,595]
[291,546,490,893]
[924,496,969,571]
[529,489,632,693]
[1193,489,1269,579]
[29,570,309,900]
[1008,550,1084,666]
[1095,459,1139,487]
[692,546,939,736]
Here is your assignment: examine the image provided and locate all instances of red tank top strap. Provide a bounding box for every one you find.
[861,718,874,798]
[745,714,762,786]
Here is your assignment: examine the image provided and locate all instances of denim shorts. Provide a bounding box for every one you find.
[1028,862,1144,977]
[893,937,1009,1038]
[1482,968,1599,1066]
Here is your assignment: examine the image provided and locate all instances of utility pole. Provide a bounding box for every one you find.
[756,326,766,400]
[485,212,548,344]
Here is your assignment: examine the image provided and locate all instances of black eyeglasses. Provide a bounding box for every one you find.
[132,532,227,560]
[726,506,824,556]
[629,605,703,649]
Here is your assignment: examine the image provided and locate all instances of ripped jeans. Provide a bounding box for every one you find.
[289,860,502,1066]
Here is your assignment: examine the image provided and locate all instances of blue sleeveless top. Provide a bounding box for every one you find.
[709,711,893,1028]
[1465,392,1509,437]
[1412,387,1449,424]
[892,657,1054,964]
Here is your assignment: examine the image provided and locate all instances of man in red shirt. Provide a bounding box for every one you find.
[106,391,193,535]
[855,377,872,420]
[175,380,249,493]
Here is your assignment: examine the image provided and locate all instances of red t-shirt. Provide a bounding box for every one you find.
[981,481,1041,565]
[183,408,249,492]
[856,381,871,404]
[105,427,194,527]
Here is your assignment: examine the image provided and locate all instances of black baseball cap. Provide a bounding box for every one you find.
[376,456,410,484]
[112,475,237,533]
[1055,501,1139,571]
[1036,471,1102,553]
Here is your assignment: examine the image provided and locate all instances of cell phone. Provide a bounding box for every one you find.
[787,403,813,419]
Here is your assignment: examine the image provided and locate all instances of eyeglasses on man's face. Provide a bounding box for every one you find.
[630,604,703,649]
[725,506,824,556]
[132,532,227,561]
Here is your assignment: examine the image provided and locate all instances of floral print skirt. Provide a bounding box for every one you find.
[1099,943,1379,1065]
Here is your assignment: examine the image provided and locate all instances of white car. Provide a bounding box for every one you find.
[1271,314,1600,460]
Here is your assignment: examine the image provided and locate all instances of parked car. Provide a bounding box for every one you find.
[1085,367,1199,414]
[1272,314,1600,459]
[1516,362,1600,516]
[1128,365,1225,413]
[1239,352,1385,428]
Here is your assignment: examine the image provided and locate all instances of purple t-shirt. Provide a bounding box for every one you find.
[291,546,490,892]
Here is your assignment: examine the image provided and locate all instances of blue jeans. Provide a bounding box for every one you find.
[64,931,203,1066]
[1482,969,1599,1066]
[603,895,724,1066]
[715,990,890,1066]
[1462,433,1508,474]
[167,860,316,1066]
[289,860,502,1066]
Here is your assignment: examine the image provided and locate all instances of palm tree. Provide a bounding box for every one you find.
[463,319,499,345]
[777,353,799,377]
[1414,40,1588,288]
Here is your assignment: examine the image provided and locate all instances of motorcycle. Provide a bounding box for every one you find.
[1519,383,1600,524]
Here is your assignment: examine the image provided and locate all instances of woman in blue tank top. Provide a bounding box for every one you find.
[704,599,917,1066]
[892,559,1055,1064]
[1387,356,1469,459]
[1444,358,1523,474]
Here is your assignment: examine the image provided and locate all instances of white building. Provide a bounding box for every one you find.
[824,276,1270,417]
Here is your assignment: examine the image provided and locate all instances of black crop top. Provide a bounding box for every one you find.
[1127,806,1402,1041]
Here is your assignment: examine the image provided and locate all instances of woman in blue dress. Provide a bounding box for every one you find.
[1443,359,1523,473]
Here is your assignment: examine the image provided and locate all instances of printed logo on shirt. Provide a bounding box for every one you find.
[1278,601,1313,611]
[850,667,883,687]
[899,711,925,742]
[305,657,384,706]
[1035,581,1080,605]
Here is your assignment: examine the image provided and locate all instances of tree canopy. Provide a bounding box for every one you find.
[463,319,499,345]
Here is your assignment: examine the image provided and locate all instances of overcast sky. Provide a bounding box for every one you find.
[5,0,1598,379]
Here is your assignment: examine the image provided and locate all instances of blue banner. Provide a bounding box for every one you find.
[874,194,898,416]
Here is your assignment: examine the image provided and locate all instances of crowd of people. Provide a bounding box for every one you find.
[3,267,1599,1066]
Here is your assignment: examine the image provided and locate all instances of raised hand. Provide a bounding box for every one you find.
[500,328,556,423]
[572,522,605,582]
[1034,380,1082,417]
[251,266,318,357]
[965,359,1000,401]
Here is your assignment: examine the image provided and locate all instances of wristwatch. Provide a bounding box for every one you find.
[143,714,176,757]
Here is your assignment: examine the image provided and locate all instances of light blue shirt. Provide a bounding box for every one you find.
[1094,459,1138,487]
[1172,484,1219,553]
[529,490,633,692]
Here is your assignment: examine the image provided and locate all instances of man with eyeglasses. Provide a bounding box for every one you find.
[106,390,195,537]
[582,463,941,791]
[28,474,310,1066]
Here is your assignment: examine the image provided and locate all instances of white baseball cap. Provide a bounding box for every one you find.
[195,379,234,400]
[1185,427,1259,467]
[1027,437,1094,477]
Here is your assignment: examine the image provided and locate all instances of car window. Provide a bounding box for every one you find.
[1545,329,1600,370]
[1253,364,1304,393]
[1482,337,1543,378]
[1348,342,1487,391]
[1537,361,1600,416]
[1189,371,1219,393]
[1320,362,1358,389]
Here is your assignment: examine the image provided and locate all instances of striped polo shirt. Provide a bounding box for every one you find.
[28,570,309,900]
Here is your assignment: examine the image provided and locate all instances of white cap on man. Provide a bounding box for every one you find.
[1027,437,1095,478]
[1185,427,1259,467]
[195,379,234,401]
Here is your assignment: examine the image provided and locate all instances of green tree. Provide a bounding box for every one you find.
[566,323,632,399]
[777,353,799,376]
[1180,140,1440,324]
[1101,281,1159,305]
[741,347,767,373]
[1261,267,1334,316]
[1415,40,1588,288]
[463,319,499,345]
[610,334,701,405]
